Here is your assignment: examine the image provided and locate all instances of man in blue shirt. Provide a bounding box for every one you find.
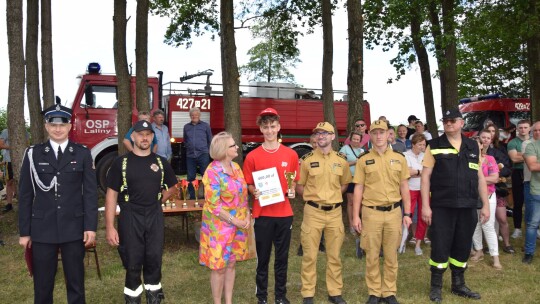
[152,110,172,161]
[183,107,212,199]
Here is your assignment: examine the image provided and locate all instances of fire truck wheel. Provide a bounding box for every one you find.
[96,151,117,194]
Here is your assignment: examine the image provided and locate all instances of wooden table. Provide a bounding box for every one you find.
[162,199,203,240]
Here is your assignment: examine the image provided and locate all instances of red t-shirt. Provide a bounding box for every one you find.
[243,145,300,218]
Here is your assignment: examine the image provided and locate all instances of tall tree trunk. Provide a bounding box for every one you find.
[527,0,540,122]
[220,0,243,165]
[428,0,446,114]
[441,0,458,110]
[6,0,26,183]
[321,0,338,150]
[411,0,437,138]
[135,0,150,112]
[26,0,44,144]
[41,0,54,108]
[114,0,133,156]
[346,0,364,135]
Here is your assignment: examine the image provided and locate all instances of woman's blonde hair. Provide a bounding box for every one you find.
[209,131,233,160]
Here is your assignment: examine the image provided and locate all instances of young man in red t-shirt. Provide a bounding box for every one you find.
[243,108,300,304]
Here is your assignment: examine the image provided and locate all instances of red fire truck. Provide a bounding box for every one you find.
[459,94,531,137]
[67,64,371,190]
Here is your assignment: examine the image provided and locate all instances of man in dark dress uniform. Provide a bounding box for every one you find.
[19,102,98,304]
[105,120,178,304]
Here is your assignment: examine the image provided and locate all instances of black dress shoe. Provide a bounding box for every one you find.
[328,295,346,304]
[2,203,12,213]
[365,295,380,304]
[275,297,290,304]
[319,243,326,253]
[381,295,399,304]
[523,254,534,264]
[302,297,314,304]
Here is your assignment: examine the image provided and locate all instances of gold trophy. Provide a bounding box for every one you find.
[181,179,189,209]
[284,171,296,198]
[192,179,200,207]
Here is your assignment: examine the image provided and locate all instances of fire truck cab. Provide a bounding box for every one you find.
[459,94,531,137]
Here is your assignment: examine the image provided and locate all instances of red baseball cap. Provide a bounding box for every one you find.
[258,108,279,116]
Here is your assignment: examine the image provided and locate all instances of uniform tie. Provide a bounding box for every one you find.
[57,146,63,163]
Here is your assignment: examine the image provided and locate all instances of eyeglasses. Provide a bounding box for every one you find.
[442,118,461,124]
[229,143,237,148]
[355,124,365,127]
[314,131,333,137]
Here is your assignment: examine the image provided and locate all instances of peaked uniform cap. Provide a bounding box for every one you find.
[42,103,72,124]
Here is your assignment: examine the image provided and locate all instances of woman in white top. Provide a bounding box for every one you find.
[404,134,427,255]
[339,132,364,233]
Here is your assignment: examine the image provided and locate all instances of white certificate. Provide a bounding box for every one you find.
[252,167,285,206]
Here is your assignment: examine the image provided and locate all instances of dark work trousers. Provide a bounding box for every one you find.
[32,240,85,304]
[430,207,477,267]
[511,168,524,229]
[254,216,294,301]
[118,202,164,293]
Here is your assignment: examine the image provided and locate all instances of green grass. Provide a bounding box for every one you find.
[0,198,539,304]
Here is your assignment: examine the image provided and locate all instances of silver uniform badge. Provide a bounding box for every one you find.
[69,146,73,153]
[44,146,50,153]
[56,104,61,111]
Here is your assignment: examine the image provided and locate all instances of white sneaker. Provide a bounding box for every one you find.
[415,247,423,256]
[511,229,522,239]
[498,235,503,242]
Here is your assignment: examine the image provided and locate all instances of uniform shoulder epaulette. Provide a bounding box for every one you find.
[392,150,404,156]
[334,151,347,160]
[301,151,314,161]
[72,142,89,149]
[358,150,370,159]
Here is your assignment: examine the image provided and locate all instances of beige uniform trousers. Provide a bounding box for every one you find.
[360,206,402,297]
[300,204,345,297]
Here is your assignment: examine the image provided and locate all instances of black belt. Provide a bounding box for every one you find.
[307,201,342,211]
[365,201,401,212]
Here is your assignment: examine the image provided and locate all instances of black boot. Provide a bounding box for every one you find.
[451,268,480,300]
[146,288,165,304]
[429,267,444,303]
[124,294,142,304]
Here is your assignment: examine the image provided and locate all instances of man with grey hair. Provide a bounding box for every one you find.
[152,110,172,161]
[183,107,212,199]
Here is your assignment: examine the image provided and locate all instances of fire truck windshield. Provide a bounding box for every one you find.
[462,111,505,131]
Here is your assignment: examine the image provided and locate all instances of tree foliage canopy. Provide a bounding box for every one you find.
[239,11,301,83]
[150,0,220,47]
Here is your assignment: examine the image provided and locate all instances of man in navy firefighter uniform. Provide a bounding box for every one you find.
[105,120,178,304]
[18,102,98,304]
[420,108,490,303]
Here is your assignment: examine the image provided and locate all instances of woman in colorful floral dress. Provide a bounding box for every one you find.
[199,131,251,304]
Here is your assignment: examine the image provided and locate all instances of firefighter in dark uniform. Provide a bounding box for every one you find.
[105,120,178,304]
[421,109,490,303]
[18,102,98,304]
